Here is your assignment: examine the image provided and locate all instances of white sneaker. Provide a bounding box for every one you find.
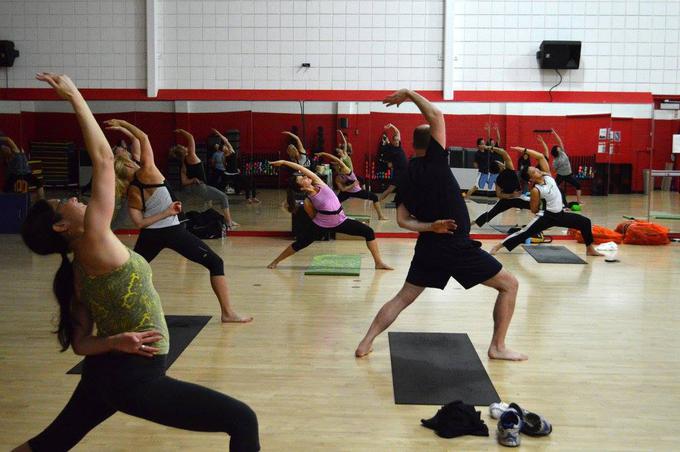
[490,402,510,419]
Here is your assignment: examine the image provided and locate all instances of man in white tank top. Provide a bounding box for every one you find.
[490,165,603,257]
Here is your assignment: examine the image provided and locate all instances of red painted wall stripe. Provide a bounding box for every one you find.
[2,88,653,104]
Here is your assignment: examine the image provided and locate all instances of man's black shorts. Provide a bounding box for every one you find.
[406,238,502,290]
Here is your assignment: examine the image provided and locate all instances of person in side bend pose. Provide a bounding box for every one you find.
[378,123,408,203]
[266,159,393,270]
[474,146,549,227]
[356,88,527,361]
[1,134,45,200]
[316,151,387,221]
[489,159,604,257]
[170,129,239,229]
[282,130,311,168]
[539,130,583,206]
[15,73,259,452]
[111,119,252,323]
[211,130,260,204]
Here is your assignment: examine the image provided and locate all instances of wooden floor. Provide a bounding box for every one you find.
[1,193,680,450]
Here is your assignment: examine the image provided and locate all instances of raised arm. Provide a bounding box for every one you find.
[494,124,502,147]
[396,204,457,234]
[282,131,306,155]
[104,119,155,169]
[106,125,141,162]
[383,89,445,147]
[37,73,115,237]
[317,152,351,174]
[270,160,324,186]
[337,129,348,154]
[551,128,565,153]
[536,135,550,161]
[511,146,550,173]
[489,146,513,171]
[384,123,401,146]
[174,129,196,156]
[0,135,21,153]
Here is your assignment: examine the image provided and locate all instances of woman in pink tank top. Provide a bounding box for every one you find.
[267,160,392,270]
[315,152,387,221]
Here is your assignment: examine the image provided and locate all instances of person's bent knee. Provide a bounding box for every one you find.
[369,193,379,203]
[499,271,519,293]
[206,254,225,276]
[226,401,260,451]
[365,231,376,242]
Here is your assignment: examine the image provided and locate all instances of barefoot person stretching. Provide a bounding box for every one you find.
[356,89,527,361]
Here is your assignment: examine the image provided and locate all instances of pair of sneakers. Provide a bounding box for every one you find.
[490,402,552,447]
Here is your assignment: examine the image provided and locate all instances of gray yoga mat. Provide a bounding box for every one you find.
[522,245,586,264]
[471,198,498,205]
[67,315,212,374]
[388,332,500,406]
[491,224,518,234]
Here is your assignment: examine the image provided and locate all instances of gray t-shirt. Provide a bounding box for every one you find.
[552,150,572,176]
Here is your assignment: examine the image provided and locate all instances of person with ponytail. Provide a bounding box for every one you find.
[110,119,251,324]
[14,73,259,452]
[266,159,393,270]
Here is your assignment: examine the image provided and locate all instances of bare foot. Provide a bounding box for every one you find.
[246,198,253,204]
[586,246,604,257]
[228,222,240,229]
[355,341,373,358]
[267,262,278,269]
[488,345,528,361]
[379,216,388,221]
[221,314,254,323]
[375,262,394,270]
[251,198,261,204]
[489,244,503,256]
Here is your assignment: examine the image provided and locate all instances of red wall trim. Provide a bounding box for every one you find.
[2,88,653,104]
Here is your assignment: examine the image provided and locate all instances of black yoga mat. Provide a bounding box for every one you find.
[522,245,586,264]
[67,315,212,374]
[388,332,500,405]
[471,198,498,205]
[491,224,517,234]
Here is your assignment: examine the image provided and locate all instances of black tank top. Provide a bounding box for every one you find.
[185,160,206,182]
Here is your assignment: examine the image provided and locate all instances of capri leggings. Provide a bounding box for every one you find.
[337,189,379,203]
[28,354,259,452]
[292,218,376,252]
[134,224,224,276]
[182,183,230,209]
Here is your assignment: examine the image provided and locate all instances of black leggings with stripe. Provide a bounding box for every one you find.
[501,210,594,251]
[28,354,259,452]
[337,189,379,203]
[292,217,376,252]
[474,197,531,227]
[134,224,224,276]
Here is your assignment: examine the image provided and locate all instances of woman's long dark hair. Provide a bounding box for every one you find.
[551,145,561,157]
[286,175,303,214]
[21,200,74,351]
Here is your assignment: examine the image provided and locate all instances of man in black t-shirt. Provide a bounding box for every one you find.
[378,123,408,202]
[356,89,527,362]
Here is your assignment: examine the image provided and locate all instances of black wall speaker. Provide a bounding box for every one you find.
[536,41,581,69]
[338,117,349,129]
[0,41,20,67]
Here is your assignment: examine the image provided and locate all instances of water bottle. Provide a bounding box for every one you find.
[525,237,531,245]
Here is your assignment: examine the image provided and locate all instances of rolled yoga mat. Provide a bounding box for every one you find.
[522,244,586,264]
[304,254,361,276]
[388,332,500,406]
[67,315,212,374]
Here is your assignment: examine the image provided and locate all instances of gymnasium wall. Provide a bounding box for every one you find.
[1,1,680,94]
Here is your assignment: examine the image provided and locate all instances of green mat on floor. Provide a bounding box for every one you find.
[651,211,680,220]
[304,254,362,276]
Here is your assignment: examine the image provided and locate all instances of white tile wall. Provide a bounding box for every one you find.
[1,0,678,95]
[157,0,444,90]
[0,0,146,89]
[451,0,680,94]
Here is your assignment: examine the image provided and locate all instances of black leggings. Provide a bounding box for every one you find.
[502,210,594,251]
[292,218,376,251]
[134,224,225,276]
[28,354,259,452]
[555,173,581,204]
[474,197,531,227]
[337,189,379,203]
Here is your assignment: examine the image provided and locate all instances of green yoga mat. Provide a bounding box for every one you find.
[348,214,371,222]
[304,254,361,276]
[651,212,680,220]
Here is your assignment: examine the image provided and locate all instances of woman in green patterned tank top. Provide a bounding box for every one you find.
[14,73,259,452]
